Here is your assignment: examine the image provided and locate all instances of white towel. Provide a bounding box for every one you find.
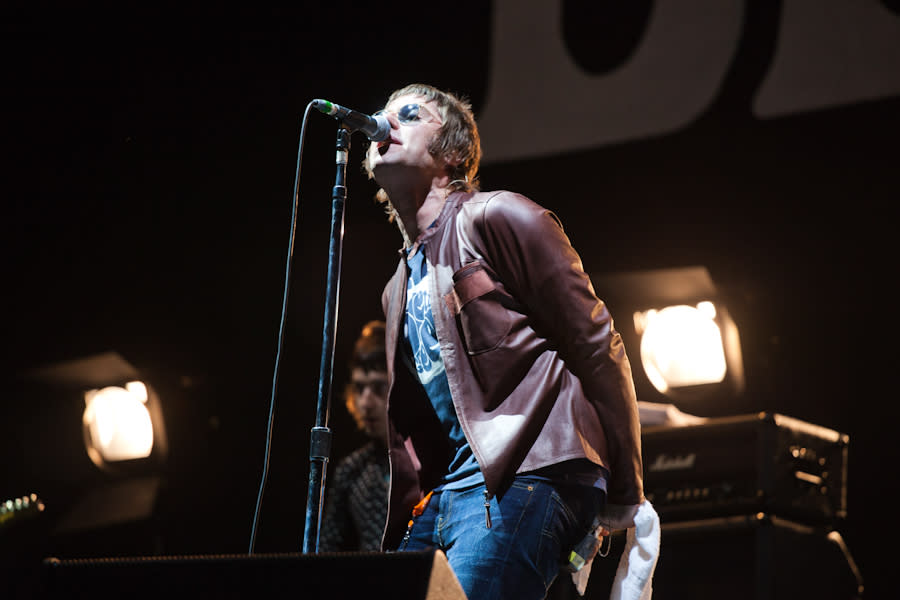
[569,500,661,599]
[609,500,660,600]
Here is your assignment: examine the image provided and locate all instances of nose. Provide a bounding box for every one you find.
[357,387,375,407]
[357,385,382,411]
[383,111,401,129]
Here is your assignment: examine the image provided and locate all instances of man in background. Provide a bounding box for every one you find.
[318,320,389,552]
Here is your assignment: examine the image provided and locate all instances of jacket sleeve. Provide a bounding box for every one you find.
[476,191,644,506]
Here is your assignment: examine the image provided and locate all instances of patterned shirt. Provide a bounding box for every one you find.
[318,441,389,552]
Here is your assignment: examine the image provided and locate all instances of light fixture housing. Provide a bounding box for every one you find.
[25,351,169,477]
[594,266,745,409]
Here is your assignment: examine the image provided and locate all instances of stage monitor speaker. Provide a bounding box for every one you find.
[550,513,863,600]
[40,549,465,600]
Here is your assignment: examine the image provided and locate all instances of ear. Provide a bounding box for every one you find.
[443,151,463,169]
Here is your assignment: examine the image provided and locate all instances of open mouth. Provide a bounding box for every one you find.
[378,134,402,153]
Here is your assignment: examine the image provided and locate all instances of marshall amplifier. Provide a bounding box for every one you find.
[549,513,864,600]
[641,412,848,524]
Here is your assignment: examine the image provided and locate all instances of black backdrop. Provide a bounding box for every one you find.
[3,3,896,598]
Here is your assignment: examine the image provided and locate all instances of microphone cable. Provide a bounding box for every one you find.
[247,100,315,554]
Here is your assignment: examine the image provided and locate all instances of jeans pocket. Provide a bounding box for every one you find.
[542,484,606,584]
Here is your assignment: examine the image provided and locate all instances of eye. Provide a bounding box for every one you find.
[397,103,421,122]
[353,380,388,396]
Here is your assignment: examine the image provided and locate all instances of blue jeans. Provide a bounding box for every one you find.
[398,478,603,600]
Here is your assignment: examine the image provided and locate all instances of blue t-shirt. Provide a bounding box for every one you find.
[405,245,483,490]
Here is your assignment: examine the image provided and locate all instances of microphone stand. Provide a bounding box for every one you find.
[302,125,351,553]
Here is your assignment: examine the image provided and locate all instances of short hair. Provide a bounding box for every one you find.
[364,83,482,215]
[350,320,386,373]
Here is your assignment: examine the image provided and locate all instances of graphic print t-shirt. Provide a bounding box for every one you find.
[405,245,482,490]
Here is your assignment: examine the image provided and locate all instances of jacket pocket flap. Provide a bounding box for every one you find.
[444,263,495,315]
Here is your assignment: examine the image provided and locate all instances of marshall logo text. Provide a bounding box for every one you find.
[649,453,697,472]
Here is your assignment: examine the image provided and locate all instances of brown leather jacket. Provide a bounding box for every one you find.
[380,190,644,549]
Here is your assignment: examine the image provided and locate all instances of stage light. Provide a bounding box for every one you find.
[13,351,170,553]
[635,301,728,393]
[83,381,155,466]
[21,351,169,477]
[593,266,745,410]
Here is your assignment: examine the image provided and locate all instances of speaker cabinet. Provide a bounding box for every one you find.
[551,513,863,600]
[40,549,465,600]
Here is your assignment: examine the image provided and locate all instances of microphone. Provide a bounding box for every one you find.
[312,99,390,142]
